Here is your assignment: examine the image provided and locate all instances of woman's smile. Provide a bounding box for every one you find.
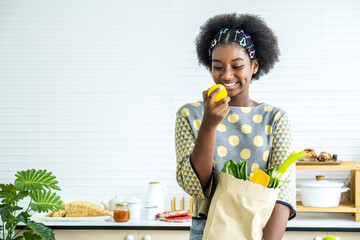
[222,82,239,90]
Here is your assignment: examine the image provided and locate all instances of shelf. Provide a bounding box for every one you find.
[295,161,360,221]
[296,201,359,213]
[296,161,359,170]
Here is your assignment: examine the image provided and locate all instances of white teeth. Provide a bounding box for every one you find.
[223,82,237,87]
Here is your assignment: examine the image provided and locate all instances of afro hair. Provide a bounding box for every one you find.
[195,13,280,81]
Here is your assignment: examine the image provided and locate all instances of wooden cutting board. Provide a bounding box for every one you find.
[296,160,342,165]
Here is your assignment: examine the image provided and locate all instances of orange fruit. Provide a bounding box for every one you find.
[207,84,228,102]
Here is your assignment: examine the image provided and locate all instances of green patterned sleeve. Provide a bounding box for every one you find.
[175,112,207,199]
[269,112,297,220]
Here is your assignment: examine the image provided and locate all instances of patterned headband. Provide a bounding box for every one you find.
[208,28,256,60]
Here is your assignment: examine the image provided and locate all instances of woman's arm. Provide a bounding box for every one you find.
[191,88,230,189]
[263,203,290,240]
[190,121,217,189]
[264,112,296,239]
[175,88,230,198]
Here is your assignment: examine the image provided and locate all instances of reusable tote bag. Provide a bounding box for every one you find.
[202,172,279,240]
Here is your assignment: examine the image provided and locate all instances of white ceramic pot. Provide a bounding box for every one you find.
[127,196,142,220]
[297,175,349,207]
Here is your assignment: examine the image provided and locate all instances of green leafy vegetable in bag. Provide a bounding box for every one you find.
[221,150,306,188]
[221,159,250,181]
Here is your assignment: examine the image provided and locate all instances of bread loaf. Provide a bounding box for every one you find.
[317,152,333,161]
[303,148,317,161]
[46,201,111,217]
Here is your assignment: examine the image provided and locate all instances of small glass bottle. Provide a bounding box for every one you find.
[113,202,130,222]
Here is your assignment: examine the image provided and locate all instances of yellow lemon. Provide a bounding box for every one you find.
[322,237,340,240]
[207,84,227,102]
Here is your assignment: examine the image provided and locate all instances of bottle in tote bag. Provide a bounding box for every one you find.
[145,182,167,213]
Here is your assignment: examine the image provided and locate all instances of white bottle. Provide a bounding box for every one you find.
[145,182,167,213]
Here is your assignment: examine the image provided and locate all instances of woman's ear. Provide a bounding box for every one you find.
[252,59,259,74]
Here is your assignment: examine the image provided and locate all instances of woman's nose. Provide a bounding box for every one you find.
[222,68,233,80]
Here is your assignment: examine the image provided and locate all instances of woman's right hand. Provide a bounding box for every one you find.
[202,87,231,130]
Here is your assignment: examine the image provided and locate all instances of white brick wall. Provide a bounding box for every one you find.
[0,0,359,208]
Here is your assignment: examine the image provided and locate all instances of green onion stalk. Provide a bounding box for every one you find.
[266,150,306,188]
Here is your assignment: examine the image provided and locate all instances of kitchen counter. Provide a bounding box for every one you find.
[15,213,360,240]
[29,216,191,230]
[287,213,360,232]
[25,213,360,231]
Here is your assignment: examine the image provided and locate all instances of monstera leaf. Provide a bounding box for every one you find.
[14,169,60,191]
[25,221,55,240]
[1,169,63,240]
[0,205,22,220]
[29,189,64,213]
[0,183,29,206]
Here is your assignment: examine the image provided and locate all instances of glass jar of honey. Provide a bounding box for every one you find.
[113,202,130,222]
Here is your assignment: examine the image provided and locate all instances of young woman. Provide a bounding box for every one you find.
[175,13,295,239]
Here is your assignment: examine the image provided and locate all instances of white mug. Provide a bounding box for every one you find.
[145,206,158,220]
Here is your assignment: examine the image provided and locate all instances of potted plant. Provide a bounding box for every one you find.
[0,169,64,240]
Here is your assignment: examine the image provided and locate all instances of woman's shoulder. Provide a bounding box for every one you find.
[176,101,203,117]
[261,103,287,115]
[252,103,289,123]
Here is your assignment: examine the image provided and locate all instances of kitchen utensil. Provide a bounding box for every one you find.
[297,175,349,207]
[101,194,121,211]
[145,206,158,220]
[171,197,193,215]
[127,196,142,220]
[145,182,167,213]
